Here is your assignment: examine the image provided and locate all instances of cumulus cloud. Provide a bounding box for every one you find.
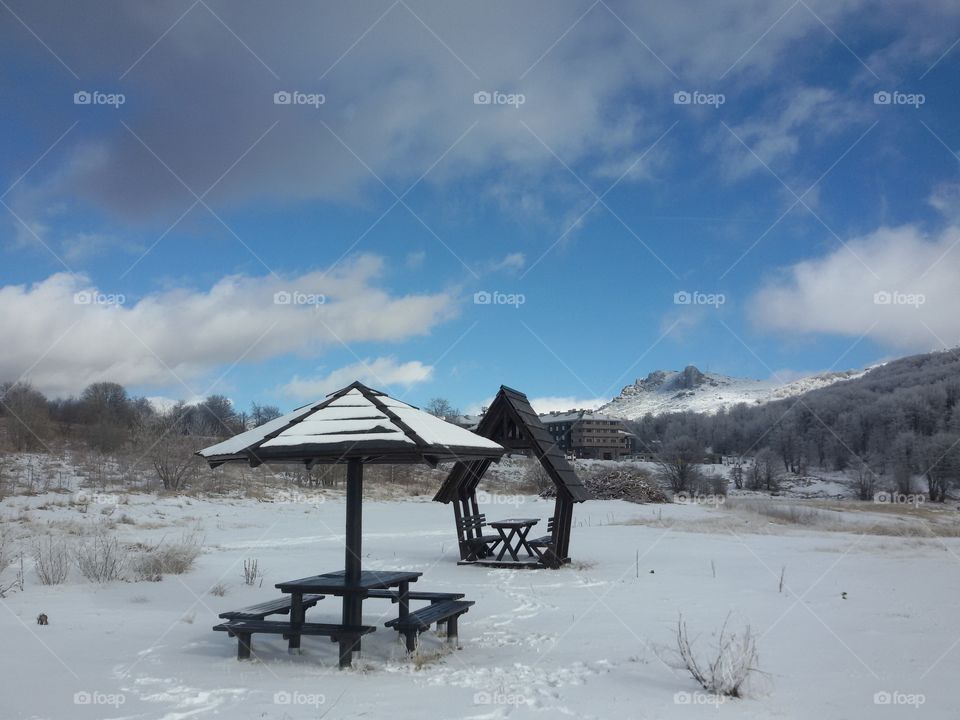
[5,0,954,228]
[278,357,433,400]
[0,255,454,397]
[750,224,960,350]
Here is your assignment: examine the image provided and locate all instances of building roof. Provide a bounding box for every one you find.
[197,382,505,468]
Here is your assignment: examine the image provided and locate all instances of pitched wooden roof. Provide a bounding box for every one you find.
[198,382,505,468]
[433,385,590,503]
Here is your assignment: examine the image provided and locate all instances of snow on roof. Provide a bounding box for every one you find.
[197,382,504,466]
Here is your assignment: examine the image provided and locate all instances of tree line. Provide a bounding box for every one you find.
[627,350,960,501]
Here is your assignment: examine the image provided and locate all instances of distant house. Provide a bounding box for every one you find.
[539,409,635,460]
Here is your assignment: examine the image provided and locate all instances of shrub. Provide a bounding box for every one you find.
[131,532,202,581]
[33,536,70,585]
[75,531,128,583]
[673,614,759,698]
[243,558,260,586]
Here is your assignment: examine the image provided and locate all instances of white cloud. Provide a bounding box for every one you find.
[0,255,454,397]
[485,252,526,274]
[719,87,864,181]
[278,357,433,400]
[750,224,960,350]
[465,394,608,415]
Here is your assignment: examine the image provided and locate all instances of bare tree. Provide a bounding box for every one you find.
[0,382,51,451]
[657,435,703,493]
[424,398,459,420]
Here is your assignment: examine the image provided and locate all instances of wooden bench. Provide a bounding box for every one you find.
[385,599,475,652]
[528,517,556,565]
[366,589,465,604]
[218,594,325,620]
[456,514,501,560]
[213,619,375,661]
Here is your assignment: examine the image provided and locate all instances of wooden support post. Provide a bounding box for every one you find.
[341,458,364,666]
[447,615,459,645]
[237,632,252,660]
[288,592,303,653]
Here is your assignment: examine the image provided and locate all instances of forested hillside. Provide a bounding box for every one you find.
[628,350,960,500]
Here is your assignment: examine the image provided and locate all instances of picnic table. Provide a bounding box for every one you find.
[275,569,422,665]
[215,568,476,667]
[488,518,540,561]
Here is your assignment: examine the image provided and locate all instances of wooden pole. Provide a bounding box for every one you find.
[344,457,363,583]
[341,457,363,666]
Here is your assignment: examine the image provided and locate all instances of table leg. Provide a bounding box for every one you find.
[495,528,511,561]
[398,581,410,623]
[288,592,303,653]
[505,529,521,561]
[517,526,535,557]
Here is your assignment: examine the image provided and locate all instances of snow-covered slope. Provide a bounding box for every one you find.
[599,365,865,419]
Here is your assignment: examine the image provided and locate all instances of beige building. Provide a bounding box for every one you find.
[539,410,634,460]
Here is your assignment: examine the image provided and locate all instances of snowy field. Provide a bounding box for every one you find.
[2,489,959,719]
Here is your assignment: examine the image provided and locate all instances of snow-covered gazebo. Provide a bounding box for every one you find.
[197,382,506,666]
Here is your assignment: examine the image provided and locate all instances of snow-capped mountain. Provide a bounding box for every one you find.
[599,365,865,419]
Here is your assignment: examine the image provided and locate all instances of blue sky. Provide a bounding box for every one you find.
[1,0,959,415]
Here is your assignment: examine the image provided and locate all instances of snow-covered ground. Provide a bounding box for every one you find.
[1,488,958,719]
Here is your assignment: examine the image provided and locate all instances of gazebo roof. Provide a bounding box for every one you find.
[197,382,505,468]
